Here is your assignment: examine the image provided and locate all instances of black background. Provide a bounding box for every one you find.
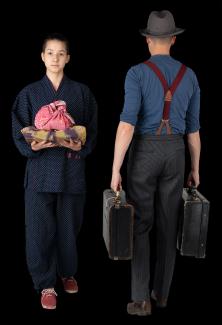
[1,1,221,323]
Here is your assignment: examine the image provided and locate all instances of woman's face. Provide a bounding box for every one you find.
[41,40,70,74]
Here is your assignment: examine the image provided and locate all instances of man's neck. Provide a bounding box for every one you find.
[150,48,170,56]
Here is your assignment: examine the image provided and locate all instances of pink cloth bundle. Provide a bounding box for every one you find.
[34,100,75,130]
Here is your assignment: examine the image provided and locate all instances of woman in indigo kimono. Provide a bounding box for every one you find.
[12,33,97,310]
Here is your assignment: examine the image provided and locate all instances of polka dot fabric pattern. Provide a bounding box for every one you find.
[25,191,85,291]
[12,75,97,193]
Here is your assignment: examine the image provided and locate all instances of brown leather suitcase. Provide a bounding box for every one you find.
[103,189,134,260]
[177,187,210,258]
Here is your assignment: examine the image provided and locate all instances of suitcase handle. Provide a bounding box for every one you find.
[114,191,121,207]
[106,191,121,208]
[188,186,198,200]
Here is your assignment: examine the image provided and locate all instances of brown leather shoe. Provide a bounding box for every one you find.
[127,300,151,316]
[151,290,167,308]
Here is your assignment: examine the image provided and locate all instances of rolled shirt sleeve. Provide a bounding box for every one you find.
[185,73,200,134]
[120,67,142,126]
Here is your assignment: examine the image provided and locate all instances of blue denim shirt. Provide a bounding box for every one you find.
[120,55,200,135]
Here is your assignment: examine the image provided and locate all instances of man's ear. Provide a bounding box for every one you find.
[146,36,152,45]
[171,36,176,45]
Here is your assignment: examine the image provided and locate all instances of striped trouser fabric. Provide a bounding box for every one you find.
[127,134,185,301]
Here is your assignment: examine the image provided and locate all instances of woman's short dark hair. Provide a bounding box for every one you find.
[42,33,70,54]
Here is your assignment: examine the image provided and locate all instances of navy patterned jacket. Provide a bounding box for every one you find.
[12,75,97,193]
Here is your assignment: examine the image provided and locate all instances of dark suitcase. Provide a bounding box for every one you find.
[103,189,134,260]
[177,187,210,258]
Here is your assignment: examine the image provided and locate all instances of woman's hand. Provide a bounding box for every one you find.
[57,139,82,151]
[31,140,58,151]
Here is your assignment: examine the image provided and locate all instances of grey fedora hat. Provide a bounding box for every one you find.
[140,10,185,37]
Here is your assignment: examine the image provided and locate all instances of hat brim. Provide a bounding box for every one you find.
[139,27,185,37]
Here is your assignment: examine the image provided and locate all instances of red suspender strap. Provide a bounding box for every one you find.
[144,60,187,135]
[144,61,169,93]
[170,64,187,95]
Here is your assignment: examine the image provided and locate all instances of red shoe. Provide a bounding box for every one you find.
[62,277,78,293]
[41,288,57,310]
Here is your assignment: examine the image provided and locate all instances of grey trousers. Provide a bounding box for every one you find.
[127,134,185,302]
